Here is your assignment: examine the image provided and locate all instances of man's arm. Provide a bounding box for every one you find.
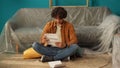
[39,22,51,45]
[68,24,78,46]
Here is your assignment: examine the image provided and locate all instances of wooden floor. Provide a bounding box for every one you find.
[0,54,112,68]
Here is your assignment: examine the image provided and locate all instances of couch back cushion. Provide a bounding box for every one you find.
[9,7,111,29]
[64,7,111,27]
[9,8,52,29]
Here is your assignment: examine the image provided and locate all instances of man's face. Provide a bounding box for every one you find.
[55,16,63,24]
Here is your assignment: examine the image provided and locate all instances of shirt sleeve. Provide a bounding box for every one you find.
[68,24,78,46]
[39,22,50,44]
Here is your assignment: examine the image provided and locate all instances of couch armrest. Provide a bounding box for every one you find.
[112,33,120,68]
[5,21,18,31]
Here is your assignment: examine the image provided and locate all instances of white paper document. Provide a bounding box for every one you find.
[45,33,60,42]
[45,33,60,47]
[48,60,65,68]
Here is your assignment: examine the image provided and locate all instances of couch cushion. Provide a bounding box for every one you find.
[75,26,102,47]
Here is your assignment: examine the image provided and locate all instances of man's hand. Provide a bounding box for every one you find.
[55,42,62,48]
[41,35,49,46]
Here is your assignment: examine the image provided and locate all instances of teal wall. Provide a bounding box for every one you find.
[53,0,120,16]
[0,0,49,33]
[0,0,120,33]
[93,0,120,15]
[54,0,86,6]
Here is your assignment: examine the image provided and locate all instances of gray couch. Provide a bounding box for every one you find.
[1,7,120,54]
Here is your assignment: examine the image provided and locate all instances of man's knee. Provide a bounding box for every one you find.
[69,44,79,49]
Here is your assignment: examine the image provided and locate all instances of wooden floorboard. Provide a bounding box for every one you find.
[0,54,112,68]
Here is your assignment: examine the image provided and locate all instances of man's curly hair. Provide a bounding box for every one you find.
[51,7,67,19]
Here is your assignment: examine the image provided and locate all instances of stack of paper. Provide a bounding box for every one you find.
[48,60,65,68]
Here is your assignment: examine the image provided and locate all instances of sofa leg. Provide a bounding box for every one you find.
[16,43,19,54]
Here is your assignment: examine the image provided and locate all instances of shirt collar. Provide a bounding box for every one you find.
[53,20,66,27]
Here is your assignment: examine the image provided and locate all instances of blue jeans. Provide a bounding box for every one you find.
[32,42,81,60]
